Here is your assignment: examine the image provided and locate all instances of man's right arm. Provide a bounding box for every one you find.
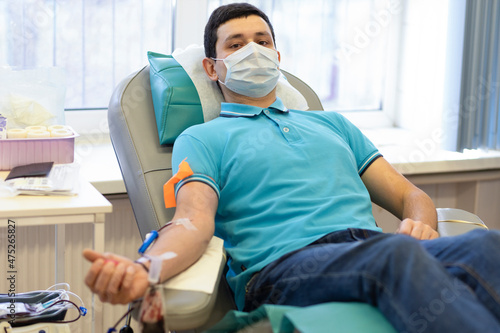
[84,181,218,304]
[146,181,218,282]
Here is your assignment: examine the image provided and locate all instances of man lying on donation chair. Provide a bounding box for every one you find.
[83,3,500,332]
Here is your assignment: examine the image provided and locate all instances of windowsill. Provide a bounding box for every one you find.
[77,129,500,196]
[363,127,500,175]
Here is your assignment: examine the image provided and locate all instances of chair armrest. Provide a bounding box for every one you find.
[161,236,226,330]
[437,208,488,237]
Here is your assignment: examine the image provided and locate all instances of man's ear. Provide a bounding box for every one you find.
[202,57,218,82]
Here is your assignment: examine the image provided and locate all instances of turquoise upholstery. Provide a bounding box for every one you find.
[205,302,396,333]
[148,51,205,145]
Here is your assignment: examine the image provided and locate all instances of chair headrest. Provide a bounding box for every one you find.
[172,44,308,119]
[148,45,308,145]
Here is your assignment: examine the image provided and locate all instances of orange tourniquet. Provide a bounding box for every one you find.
[163,159,193,208]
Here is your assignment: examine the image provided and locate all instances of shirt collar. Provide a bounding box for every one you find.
[220,97,289,118]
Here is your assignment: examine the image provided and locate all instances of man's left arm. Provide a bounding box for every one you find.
[361,157,439,240]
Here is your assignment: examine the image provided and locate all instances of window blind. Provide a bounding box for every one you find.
[457,0,500,151]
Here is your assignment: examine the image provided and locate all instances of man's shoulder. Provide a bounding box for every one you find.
[289,109,348,127]
[290,109,344,120]
[180,116,228,138]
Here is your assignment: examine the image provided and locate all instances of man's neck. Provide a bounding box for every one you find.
[222,88,277,108]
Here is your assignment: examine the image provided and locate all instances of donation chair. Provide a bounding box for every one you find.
[108,46,488,333]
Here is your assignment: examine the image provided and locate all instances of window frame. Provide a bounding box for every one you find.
[339,0,404,129]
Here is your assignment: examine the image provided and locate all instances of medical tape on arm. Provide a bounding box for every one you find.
[144,252,177,285]
[160,217,197,231]
[137,218,197,284]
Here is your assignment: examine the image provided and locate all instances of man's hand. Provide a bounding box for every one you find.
[396,218,439,240]
[83,249,149,304]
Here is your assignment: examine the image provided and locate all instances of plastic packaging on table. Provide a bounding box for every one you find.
[0,126,78,171]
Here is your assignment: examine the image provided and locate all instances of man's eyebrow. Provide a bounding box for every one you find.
[255,31,272,38]
[223,31,272,43]
[224,33,244,43]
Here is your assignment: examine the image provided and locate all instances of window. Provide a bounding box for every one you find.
[2,0,396,113]
[1,0,173,110]
[2,0,467,151]
[207,0,400,116]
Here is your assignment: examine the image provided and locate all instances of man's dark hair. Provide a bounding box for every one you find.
[204,3,276,58]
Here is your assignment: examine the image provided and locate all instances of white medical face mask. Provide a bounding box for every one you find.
[213,42,280,98]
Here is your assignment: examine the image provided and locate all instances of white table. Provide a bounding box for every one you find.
[0,173,112,332]
[0,173,112,282]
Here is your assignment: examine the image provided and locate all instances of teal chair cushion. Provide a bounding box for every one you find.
[148,47,309,145]
[204,302,396,333]
[148,51,205,145]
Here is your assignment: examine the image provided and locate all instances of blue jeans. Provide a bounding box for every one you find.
[243,228,500,332]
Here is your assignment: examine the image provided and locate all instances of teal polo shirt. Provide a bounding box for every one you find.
[172,98,382,310]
